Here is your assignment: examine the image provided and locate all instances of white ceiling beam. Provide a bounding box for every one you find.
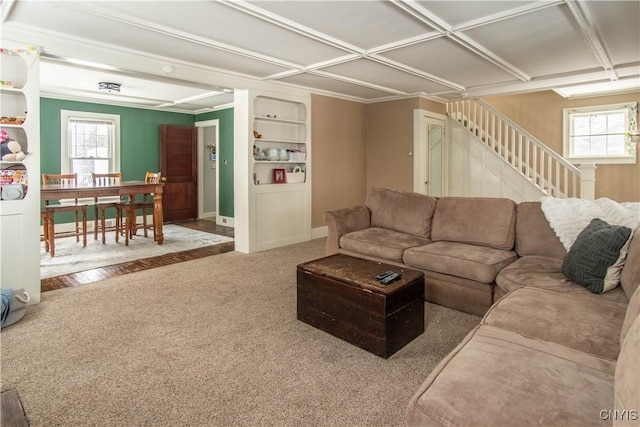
[367,54,465,91]
[366,32,444,55]
[307,69,407,96]
[391,0,531,82]
[564,0,618,81]
[462,66,619,98]
[220,0,364,55]
[66,2,306,72]
[456,0,564,32]
[0,0,17,24]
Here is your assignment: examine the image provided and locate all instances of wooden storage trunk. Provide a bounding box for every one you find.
[297,254,425,358]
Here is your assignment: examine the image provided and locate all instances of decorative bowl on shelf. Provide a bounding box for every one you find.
[267,148,279,161]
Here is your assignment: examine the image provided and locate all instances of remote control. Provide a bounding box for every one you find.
[375,271,395,280]
[381,272,401,284]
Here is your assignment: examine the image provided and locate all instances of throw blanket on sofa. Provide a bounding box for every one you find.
[540,197,640,251]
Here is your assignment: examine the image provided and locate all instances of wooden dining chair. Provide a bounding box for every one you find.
[41,173,88,256]
[117,172,162,245]
[91,172,124,244]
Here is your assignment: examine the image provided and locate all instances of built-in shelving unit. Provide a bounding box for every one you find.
[0,46,41,304]
[234,89,311,253]
[252,95,308,185]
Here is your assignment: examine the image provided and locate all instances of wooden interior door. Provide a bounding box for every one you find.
[160,124,197,222]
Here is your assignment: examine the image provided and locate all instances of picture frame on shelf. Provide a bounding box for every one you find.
[273,168,286,184]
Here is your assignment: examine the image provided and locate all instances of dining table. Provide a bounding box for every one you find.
[41,180,165,257]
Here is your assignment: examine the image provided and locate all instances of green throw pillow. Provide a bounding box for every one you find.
[562,218,632,294]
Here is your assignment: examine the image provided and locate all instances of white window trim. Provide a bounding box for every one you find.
[562,102,637,165]
[60,110,121,174]
[60,110,121,204]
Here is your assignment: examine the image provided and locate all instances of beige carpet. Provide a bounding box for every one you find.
[2,238,480,426]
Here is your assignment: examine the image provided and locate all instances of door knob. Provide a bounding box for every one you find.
[161,177,167,181]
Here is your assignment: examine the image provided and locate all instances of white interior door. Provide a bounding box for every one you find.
[413,110,446,197]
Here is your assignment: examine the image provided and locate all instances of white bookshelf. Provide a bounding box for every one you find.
[0,46,41,304]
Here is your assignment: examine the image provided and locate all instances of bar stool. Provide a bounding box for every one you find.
[41,173,88,257]
[91,172,124,244]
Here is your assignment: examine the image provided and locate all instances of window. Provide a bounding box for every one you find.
[61,110,120,184]
[563,102,637,164]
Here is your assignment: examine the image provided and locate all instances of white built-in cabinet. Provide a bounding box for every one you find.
[0,47,41,304]
[234,89,311,253]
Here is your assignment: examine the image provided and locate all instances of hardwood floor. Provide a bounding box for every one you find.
[41,219,234,292]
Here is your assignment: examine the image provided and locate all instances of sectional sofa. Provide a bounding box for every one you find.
[323,187,640,426]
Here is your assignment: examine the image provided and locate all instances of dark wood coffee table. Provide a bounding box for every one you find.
[297,254,425,358]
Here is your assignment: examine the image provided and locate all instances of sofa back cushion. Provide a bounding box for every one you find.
[431,197,516,250]
[620,229,640,300]
[515,202,566,258]
[364,187,437,238]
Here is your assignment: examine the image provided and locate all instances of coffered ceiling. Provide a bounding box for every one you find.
[2,0,639,113]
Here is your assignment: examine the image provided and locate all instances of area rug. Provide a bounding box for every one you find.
[3,238,481,426]
[40,224,234,279]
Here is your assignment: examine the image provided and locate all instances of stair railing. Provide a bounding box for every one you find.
[447,99,582,198]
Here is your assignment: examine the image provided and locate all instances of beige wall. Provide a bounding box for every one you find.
[366,97,446,192]
[311,95,448,228]
[365,98,419,192]
[311,94,367,228]
[485,91,640,202]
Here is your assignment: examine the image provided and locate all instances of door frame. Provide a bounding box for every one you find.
[413,109,448,196]
[195,119,219,220]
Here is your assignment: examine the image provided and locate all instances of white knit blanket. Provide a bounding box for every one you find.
[540,197,640,251]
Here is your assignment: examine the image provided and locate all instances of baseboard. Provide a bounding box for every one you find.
[311,226,328,239]
[217,216,234,228]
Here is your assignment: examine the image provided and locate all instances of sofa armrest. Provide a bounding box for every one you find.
[323,206,371,255]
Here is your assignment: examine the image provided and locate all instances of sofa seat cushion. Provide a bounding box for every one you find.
[484,287,627,361]
[403,241,517,284]
[496,256,630,304]
[339,227,430,262]
[406,325,616,427]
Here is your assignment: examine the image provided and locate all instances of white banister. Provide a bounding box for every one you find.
[447,99,584,199]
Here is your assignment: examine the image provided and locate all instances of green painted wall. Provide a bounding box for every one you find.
[41,98,194,222]
[196,108,234,217]
[41,98,194,179]
[41,98,236,222]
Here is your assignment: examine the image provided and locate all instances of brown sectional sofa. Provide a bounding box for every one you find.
[323,187,640,426]
[325,188,518,316]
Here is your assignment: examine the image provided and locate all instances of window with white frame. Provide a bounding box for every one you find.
[61,110,120,184]
[563,102,637,164]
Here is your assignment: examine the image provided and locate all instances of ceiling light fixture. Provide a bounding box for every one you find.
[98,82,121,93]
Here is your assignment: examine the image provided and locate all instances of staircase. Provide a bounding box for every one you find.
[446,99,593,199]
